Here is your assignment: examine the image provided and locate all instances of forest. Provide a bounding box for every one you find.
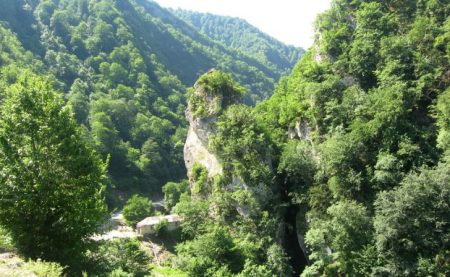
[0,0,450,276]
[172,9,305,76]
[0,0,299,208]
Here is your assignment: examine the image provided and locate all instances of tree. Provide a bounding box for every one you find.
[373,164,450,276]
[236,260,273,277]
[110,62,128,85]
[171,194,210,239]
[162,180,190,211]
[122,194,155,227]
[266,244,293,277]
[175,225,245,274]
[303,200,373,277]
[95,237,151,277]
[0,76,107,267]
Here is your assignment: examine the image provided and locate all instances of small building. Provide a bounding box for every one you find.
[136,214,182,235]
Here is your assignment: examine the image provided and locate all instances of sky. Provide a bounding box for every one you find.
[153,0,332,50]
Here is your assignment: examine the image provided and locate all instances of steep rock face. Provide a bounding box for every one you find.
[184,89,223,180]
[288,120,310,141]
[183,70,273,217]
[183,70,243,183]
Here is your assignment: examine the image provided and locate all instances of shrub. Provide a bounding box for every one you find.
[162,180,190,211]
[22,260,66,277]
[95,237,152,277]
[155,218,169,237]
[122,194,155,227]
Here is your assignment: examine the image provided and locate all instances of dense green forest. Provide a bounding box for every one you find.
[1,0,450,276]
[170,0,450,275]
[0,0,292,207]
[172,9,305,76]
[257,0,450,275]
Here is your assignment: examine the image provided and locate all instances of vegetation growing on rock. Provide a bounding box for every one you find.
[1,0,450,276]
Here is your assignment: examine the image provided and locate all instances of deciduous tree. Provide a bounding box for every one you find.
[122,194,155,227]
[0,76,107,267]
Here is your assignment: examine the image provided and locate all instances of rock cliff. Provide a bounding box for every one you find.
[183,70,273,217]
[183,70,243,187]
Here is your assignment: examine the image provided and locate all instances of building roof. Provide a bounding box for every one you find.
[136,214,182,228]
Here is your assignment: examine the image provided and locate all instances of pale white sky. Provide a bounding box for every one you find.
[154,0,332,49]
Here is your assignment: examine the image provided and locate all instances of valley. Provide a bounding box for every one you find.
[0,0,450,276]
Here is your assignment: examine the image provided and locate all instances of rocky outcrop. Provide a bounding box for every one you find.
[312,14,355,64]
[183,70,243,184]
[184,124,222,179]
[184,89,222,181]
[297,232,310,265]
[183,70,272,217]
[288,120,310,141]
[312,28,324,63]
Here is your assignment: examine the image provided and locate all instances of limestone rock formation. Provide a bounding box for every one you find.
[288,120,310,141]
[183,70,272,217]
[183,70,243,183]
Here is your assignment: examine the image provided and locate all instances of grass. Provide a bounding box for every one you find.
[150,266,187,277]
[0,254,66,277]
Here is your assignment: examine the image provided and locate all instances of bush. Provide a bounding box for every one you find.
[162,180,190,211]
[20,260,66,277]
[155,218,169,237]
[122,194,155,227]
[0,227,13,250]
[94,237,152,277]
[175,225,245,274]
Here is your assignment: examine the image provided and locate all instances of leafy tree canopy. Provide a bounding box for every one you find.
[122,194,155,227]
[0,76,107,269]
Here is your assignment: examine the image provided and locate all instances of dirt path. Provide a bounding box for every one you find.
[92,210,137,241]
[111,209,124,221]
[153,198,166,213]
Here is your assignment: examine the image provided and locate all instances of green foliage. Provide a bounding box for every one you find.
[235,260,272,277]
[278,139,318,188]
[4,0,450,275]
[211,105,273,188]
[132,0,279,106]
[189,70,244,117]
[196,70,245,99]
[0,76,107,269]
[0,227,13,250]
[303,200,373,277]
[191,164,210,195]
[94,237,152,277]
[0,0,288,205]
[150,266,187,277]
[373,164,450,276]
[1,259,67,277]
[154,218,169,237]
[162,180,190,211]
[171,194,209,239]
[122,195,155,227]
[173,9,305,76]
[23,260,66,277]
[256,1,450,275]
[265,244,293,277]
[108,268,135,277]
[175,225,245,275]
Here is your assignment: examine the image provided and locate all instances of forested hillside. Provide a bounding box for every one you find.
[255,0,450,275]
[173,9,305,76]
[0,0,286,206]
[2,0,450,276]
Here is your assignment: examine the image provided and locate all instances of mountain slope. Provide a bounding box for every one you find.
[122,0,281,104]
[255,0,450,275]
[172,8,305,76]
[0,0,287,205]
